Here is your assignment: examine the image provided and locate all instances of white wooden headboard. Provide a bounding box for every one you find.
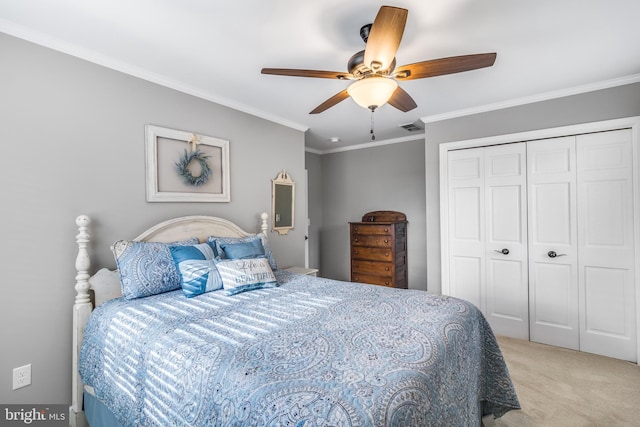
[70,213,269,427]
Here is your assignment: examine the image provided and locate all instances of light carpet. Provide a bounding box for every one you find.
[491,336,640,427]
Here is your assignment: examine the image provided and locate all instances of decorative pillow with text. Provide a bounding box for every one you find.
[215,257,278,295]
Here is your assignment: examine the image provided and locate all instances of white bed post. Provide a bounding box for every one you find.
[260,212,269,236]
[71,215,91,427]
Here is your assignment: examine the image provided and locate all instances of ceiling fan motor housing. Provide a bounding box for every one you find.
[348,50,396,78]
[359,24,372,43]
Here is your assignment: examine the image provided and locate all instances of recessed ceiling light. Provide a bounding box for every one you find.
[329,137,340,143]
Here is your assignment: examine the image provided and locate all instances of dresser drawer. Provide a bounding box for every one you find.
[351,273,395,287]
[351,247,393,262]
[351,234,393,248]
[350,224,394,235]
[352,260,393,276]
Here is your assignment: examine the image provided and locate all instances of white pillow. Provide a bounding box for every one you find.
[215,257,278,295]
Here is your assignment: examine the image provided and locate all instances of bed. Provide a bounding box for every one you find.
[70,213,519,427]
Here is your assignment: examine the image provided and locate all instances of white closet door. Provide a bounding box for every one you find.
[484,143,529,339]
[527,136,580,350]
[577,129,636,361]
[441,118,639,362]
[447,144,528,338]
[447,148,486,312]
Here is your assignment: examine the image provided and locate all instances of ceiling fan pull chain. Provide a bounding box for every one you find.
[370,109,376,141]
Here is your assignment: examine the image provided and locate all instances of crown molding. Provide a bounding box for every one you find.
[421,73,640,124]
[307,134,425,155]
[0,20,309,133]
[304,147,324,155]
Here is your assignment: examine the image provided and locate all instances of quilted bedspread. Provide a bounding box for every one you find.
[80,271,519,426]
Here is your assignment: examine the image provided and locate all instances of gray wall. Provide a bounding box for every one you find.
[0,33,306,404]
[314,140,427,290]
[425,82,640,294]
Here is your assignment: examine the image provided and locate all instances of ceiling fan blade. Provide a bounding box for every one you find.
[309,89,350,114]
[387,86,417,112]
[364,6,408,72]
[261,68,353,80]
[394,53,497,80]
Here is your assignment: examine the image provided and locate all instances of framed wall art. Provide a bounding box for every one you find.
[145,125,230,202]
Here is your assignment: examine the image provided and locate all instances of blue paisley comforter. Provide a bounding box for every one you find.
[80,271,519,426]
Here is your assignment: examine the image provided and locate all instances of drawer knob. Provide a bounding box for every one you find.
[385,267,390,271]
[384,239,389,244]
[384,228,389,232]
[354,238,359,242]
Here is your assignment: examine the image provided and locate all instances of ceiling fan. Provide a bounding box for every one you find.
[262,5,497,115]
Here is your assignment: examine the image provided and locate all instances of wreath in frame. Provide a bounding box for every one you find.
[175,148,212,187]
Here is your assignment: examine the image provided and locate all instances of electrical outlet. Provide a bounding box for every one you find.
[12,364,31,390]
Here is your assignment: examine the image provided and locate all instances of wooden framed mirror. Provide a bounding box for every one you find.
[271,171,295,235]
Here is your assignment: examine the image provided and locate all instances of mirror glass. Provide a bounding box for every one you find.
[272,171,295,235]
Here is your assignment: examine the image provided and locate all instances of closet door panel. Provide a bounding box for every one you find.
[447,148,486,312]
[488,259,528,321]
[489,186,522,242]
[450,256,483,308]
[531,183,572,244]
[452,187,482,241]
[577,129,636,361]
[531,263,574,328]
[449,183,482,307]
[584,266,628,334]
[584,181,626,246]
[485,143,529,339]
[527,137,579,349]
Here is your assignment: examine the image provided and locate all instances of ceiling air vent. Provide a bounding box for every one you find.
[399,121,424,132]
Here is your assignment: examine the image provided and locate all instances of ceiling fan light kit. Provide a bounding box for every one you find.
[347,77,398,110]
[261,5,497,129]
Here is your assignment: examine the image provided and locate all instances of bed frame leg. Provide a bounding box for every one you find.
[72,215,92,427]
[69,406,88,427]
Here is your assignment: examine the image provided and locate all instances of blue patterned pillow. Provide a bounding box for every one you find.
[215,257,278,295]
[112,238,198,300]
[170,243,222,298]
[209,234,278,270]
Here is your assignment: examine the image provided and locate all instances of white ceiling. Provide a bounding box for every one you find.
[2,0,640,152]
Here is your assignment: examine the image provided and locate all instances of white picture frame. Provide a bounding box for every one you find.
[145,124,230,202]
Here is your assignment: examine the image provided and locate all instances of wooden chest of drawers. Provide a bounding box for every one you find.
[350,211,407,288]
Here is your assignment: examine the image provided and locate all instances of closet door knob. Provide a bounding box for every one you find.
[494,248,509,255]
[547,251,567,258]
